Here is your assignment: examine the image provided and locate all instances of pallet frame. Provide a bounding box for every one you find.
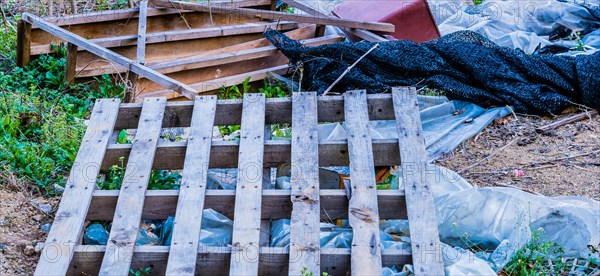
[35,87,443,275]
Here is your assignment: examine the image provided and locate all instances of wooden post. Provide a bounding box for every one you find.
[16,20,32,68]
[137,0,148,65]
[64,43,78,84]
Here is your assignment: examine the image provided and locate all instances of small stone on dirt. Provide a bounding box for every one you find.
[23,245,35,256]
[36,203,52,214]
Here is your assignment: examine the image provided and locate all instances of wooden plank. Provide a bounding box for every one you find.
[34,99,120,275]
[99,97,167,275]
[16,19,32,67]
[36,1,272,27]
[102,138,401,170]
[114,94,396,129]
[229,93,266,275]
[87,189,408,221]
[149,0,395,33]
[32,21,297,55]
[68,246,411,275]
[288,92,321,275]
[165,96,217,275]
[392,87,444,275]
[343,90,382,275]
[137,0,148,65]
[64,42,78,84]
[281,0,388,42]
[21,13,198,99]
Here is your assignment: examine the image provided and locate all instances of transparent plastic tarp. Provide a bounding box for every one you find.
[317,97,511,162]
[427,0,600,54]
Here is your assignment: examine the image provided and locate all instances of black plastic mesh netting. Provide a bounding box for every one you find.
[264,29,600,114]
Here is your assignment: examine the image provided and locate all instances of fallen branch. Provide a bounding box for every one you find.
[458,138,517,173]
[322,43,380,95]
[537,109,598,132]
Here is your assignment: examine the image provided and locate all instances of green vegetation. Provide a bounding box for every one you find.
[96,157,181,190]
[129,267,151,276]
[504,228,568,275]
[0,22,124,194]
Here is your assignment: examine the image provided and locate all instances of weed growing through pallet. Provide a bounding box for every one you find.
[96,157,181,190]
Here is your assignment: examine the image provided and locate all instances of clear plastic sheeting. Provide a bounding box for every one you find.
[317,97,511,162]
[428,0,600,54]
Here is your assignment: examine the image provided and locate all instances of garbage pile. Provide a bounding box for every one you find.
[264,29,600,114]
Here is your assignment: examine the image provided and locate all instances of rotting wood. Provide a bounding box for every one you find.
[99,97,166,275]
[21,13,198,99]
[344,90,382,275]
[280,0,388,42]
[64,42,78,84]
[166,96,217,275]
[392,87,444,275]
[16,19,32,67]
[87,189,408,221]
[137,0,148,65]
[34,99,121,276]
[67,246,411,275]
[229,93,266,275]
[149,0,395,33]
[288,92,321,275]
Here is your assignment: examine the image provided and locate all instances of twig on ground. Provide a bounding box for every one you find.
[322,43,379,95]
[536,109,598,132]
[523,149,600,168]
[458,138,518,173]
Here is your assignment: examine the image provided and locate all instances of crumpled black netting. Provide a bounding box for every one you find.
[264,29,600,114]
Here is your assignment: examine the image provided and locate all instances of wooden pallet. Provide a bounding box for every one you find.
[35,87,443,275]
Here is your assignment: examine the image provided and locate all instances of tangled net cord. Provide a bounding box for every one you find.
[264,29,600,114]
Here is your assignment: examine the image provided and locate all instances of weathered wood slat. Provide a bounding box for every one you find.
[344,90,382,274]
[21,13,198,99]
[102,139,401,170]
[166,96,217,275]
[229,93,266,275]
[136,0,148,65]
[34,99,121,275]
[114,94,396,129]
[87,189,407,221]
[392,87,444,275]
[32,0,272,27]
[99,97,167,275]
[149,0,395,33]
[16,20,32,67]
[280,0,388,42]
[67,246,411,275]
[64,43,78,84]
[288,92,320,275]
[31,22,298,56]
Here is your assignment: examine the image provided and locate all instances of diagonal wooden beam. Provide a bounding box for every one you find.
[149,0,395,33]
[21,13,198,99]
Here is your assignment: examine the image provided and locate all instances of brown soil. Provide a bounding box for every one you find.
[0,176,59,275]
[436,109,600,200]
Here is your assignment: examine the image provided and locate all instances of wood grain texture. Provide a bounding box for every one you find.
[136,0,148,65]
[229,93,266,275]
[34,99,120,276]
[280,0,388,42]
[21,13,197,99]
[392,87,444,275]
[67,246,411,275]
[99,97,166,275]
[64,43,78,84]
[288,92,320,275]
[16,20,32,67]
[150,0,395,32]
[165,96,217,275]
[344,90,382,275]
[87,189,407,221]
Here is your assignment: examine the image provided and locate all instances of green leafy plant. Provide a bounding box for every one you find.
[97,157,181,190]
[259,81,288,98]
[218,76,251,99]
[503,228,567,275]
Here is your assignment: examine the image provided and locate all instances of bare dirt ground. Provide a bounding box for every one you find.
[437,109,600,200]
